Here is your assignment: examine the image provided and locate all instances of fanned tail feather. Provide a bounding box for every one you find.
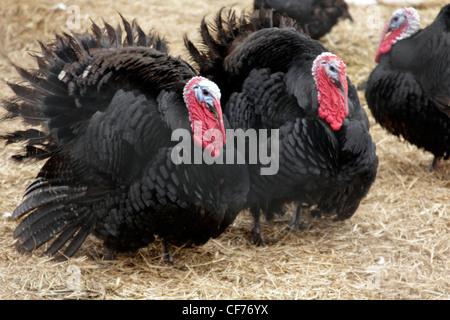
[2,15,191,259]
[184,7,305,74]
[11,182,93,258]
[1,15,171,163]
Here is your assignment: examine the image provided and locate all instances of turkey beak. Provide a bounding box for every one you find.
[375,21,392,63]
[338,73,349,117]
[333,78,343,93]
[207,101,219,119]
[203,95,219,119]
[205,98,226,145]
[379,21,392,43]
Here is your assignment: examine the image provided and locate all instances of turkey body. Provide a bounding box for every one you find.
[2,17,249,261]
[186,9,378,244]
[365,5,450,170]
[254,0,353,39]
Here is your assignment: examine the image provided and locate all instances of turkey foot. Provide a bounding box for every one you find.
[162,240,175,265]
[429,156,441,172]
[289,205,307,232]
[250,220,278,247]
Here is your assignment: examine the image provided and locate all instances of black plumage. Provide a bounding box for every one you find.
[185,8,378,245]
[253,0,353,39]
[365,5,450,171]
[2,17,249,262]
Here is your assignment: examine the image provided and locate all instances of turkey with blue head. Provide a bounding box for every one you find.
[365,5,450,171]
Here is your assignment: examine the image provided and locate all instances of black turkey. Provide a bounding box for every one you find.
[1,17,249,263]
[254,0,353,39]
[185,9,378,245]
[365,5,450,171]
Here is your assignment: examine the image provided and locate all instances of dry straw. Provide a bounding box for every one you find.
[0,0,448,300]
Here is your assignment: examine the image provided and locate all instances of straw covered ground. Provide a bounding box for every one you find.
[0,0,448,300]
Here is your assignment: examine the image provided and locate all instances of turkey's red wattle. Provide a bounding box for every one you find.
[315,64,348,131]
[184,78,225,157]
[375,22,404,63]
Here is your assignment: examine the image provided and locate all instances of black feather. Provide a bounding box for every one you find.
[2,16,249,261]
[253,0,352,39]
[365,4,450,170]
[186,7,377,245]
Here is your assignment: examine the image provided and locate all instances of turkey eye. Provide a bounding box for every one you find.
[202,89,209,96]
[329,66,336,72]
[393,16,398,22]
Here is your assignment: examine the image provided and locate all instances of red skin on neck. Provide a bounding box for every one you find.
[184,86,226,158]
[314,62,349,131]
[375,22,404,63]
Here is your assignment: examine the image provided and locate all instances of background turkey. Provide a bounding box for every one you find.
[365,5,450,171]
[185,8,378,245]
[1,17,249,263]
[253,0,353,39]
